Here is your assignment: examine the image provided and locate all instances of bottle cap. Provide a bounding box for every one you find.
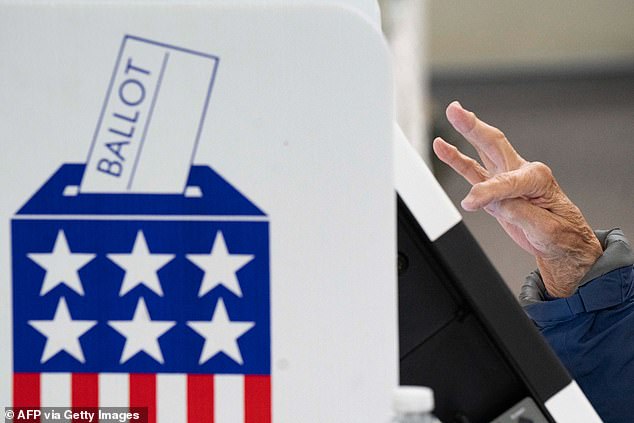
[392,386,434,413]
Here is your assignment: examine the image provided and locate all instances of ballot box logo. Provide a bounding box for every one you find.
[11,36,271,423]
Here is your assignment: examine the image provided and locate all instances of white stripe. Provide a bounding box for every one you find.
[14,215,267,222]
[41,373,71,407]
[545,381,603,422]
[394,123,462,241]
[157,374,187,423]
[215,375,244,423]
[99,373,129,408]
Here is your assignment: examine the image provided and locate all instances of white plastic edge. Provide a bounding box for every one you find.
[15,1,382,31]
[545,381,603,422]
[393,123,462,241]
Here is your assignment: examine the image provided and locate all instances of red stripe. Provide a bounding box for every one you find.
[13,373,40,408]
[130,374,156,423]
[244,375,271,423]
[13,373,41,422]
[72,373,99,422]
[72,373,99,405]
[187,374,214,423]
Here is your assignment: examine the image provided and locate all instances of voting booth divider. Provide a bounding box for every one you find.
[0,1,603,422]
[0,2,396,422]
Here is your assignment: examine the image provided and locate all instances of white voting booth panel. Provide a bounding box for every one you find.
[0,2,396,422]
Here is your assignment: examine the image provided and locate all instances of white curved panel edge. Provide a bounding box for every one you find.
[394,124,461,241]
[546,382,603,422]
[196,0,382,28]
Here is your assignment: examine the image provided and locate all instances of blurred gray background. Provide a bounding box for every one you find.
[382,0,634,294]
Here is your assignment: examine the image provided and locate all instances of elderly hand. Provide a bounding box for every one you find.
[433,101,603,297]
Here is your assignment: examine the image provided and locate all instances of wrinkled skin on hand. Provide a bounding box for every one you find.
[433,101,603,297]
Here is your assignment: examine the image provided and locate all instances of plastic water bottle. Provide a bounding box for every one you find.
[390,386,438,423]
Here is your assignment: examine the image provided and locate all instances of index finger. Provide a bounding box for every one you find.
[446,101,524,172]
[432,137,488,185]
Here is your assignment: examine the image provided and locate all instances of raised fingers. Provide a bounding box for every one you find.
[433,137,488,185]
[445,101,525,172]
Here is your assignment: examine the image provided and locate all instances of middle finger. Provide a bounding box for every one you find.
[445,101,524,172]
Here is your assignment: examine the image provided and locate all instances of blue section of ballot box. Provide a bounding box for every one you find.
[12,164,270,375]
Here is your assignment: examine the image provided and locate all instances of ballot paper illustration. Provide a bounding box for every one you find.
[11,36,271,423]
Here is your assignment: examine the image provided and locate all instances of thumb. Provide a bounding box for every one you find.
[487,198,557,249]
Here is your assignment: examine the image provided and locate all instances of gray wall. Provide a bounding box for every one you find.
[429,0,634,73]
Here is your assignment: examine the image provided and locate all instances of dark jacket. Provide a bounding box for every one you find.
[520,229,634,423]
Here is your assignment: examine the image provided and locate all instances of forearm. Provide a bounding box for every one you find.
[533,198,603,297]
[537,237,603,297]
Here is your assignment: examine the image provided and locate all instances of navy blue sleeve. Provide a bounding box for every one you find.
[530,266,634,423]
[522,229,634,422]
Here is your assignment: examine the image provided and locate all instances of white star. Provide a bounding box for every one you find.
[108,297,176,364]
[187,298,255,365]
[107,231,175,297]
[186,231,254,297]
[28,297,97,363]
[27,230,95,296]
